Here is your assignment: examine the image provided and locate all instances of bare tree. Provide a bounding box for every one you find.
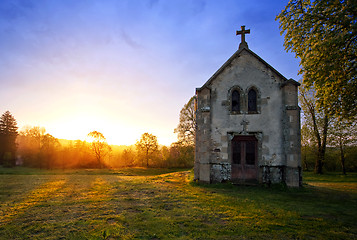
[299,85,330,174]
[87,131,111,168]
[328,118,357,175]
[174,96,196,146]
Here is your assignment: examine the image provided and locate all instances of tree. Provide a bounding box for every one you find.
[299,85,330,174]
[277,0,357,118]
[0,111,18,166]
[301,124,316,171]
[328,118,357,175]
[174,96,196,146]
[121,148,135,167]
[167,142,194,168]
[40,133,60,169]
[73,140,93,168]
[135,133,159,167]
[87,131,111,168]
[18,126,58,168]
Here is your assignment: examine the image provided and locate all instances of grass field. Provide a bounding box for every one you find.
[0,168,356,239]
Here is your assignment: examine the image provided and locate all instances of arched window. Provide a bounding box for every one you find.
[231,90,240,112]
[248,89,257,113]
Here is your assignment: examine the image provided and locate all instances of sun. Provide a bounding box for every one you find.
[42,112,151,146]
[28,100,177,146]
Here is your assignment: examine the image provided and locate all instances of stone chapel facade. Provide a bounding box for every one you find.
[194,26,302,187]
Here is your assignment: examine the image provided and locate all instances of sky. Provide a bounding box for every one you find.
[0,0,300,146]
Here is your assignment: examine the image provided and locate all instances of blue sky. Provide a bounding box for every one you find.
[0,0,300,145]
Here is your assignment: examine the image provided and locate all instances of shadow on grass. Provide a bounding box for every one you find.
[0,166,192,176]
[0,168,356,239]
[303,171,357,183]
[190,177,357,226]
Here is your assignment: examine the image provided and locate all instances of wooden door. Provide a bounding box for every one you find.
[231,135,258,182]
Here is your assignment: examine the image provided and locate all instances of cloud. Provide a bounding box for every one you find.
[0,0,301,145]
[120,29,143,49]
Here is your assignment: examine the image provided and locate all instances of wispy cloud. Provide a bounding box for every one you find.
[0,0,300,145]
[120,29,143,49]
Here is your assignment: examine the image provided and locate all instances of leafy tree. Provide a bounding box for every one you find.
[87,131,111,168]
[73,140,93,168]
[174,96,196,146]
[135,133,159,167]
[0,111,18,166]
[121,148,135,167]
[56,140,94,169]
[167,142,194,168]
[40,133,60,169]
[160,145,170,167]
[18,126,54,168]
[299,85,330,174]
[328,118,357,174]
[277,0,357,118]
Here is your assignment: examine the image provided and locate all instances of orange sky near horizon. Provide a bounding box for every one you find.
[0,1,300,146]
[15,90,179,146]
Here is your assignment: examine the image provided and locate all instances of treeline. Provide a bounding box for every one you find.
[0,110,194,169]
[302,146,357,173]
[16,127,194,169]
[299,86,357,174]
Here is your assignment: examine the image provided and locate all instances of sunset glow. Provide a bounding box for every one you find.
[0,0,300,146]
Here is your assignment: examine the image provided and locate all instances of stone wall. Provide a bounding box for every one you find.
[195,47,302,187]
[194,87,211,183]
[281,80,302,187]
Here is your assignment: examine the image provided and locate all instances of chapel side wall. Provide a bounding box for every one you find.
[207,51,286,183]
[195,88,212,183]
[282,83,302,187]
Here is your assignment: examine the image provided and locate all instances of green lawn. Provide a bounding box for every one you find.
[0,168,356,239]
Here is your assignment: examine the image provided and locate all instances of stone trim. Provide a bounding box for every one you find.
[197,47,289,92]
[246,85,261,114]
[286,105,298,110]
[260,165,302,187]
[227,85,262,115]
[228,85,244,114]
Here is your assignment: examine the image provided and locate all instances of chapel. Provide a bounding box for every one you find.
[194,26,302,187]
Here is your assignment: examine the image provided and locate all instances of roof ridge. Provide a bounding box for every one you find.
[197,47,293,92]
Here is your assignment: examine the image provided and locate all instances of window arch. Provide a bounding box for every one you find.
[231,90,240,112]
[248,89,257,113]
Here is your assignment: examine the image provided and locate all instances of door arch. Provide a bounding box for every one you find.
[231,135,258,182]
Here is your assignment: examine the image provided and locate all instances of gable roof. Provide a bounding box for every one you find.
[197,45,296,92]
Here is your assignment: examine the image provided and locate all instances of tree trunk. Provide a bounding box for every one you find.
[315,149,323,174]
[97,155,102,169]
[314,114,328,174]
[303,145,308,171]
[146,151,149,168]
[339,137,346,175]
